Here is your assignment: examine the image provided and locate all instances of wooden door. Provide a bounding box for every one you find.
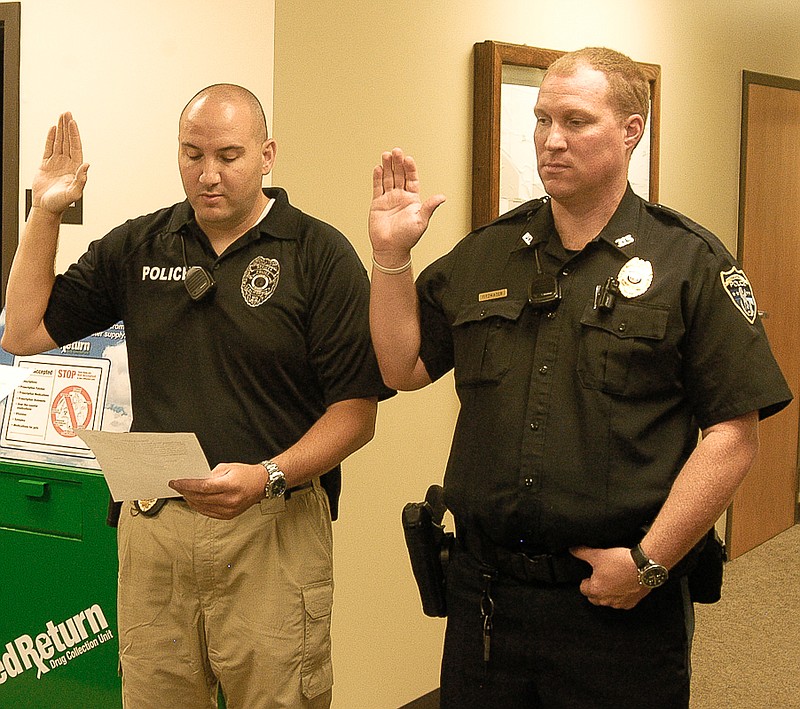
[728,72,800,559]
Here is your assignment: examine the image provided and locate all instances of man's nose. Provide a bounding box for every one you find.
[199,160,221,184]
[544,125,567,150]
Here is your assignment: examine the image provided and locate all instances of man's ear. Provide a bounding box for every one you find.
[261,138,277,176]
[624,114,645,152]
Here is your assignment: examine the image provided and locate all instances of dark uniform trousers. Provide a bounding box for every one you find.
[440,544,693,709]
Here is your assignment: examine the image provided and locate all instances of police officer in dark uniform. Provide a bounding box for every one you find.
[368,47,791,708]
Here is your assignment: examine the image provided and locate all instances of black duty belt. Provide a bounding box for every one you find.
[460,529,591,585]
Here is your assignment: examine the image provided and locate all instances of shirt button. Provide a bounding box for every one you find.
[530,421,540,430]
[618,322,627,332]
[539,365,549,375]
[524,478,534,487]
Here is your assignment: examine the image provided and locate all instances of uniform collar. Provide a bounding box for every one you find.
[594,184,645,253]
[508,184,645,256]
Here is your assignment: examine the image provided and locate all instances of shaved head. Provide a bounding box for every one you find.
[181,84,268,142]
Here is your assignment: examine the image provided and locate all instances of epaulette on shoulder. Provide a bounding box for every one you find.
[473,196,549,233]
[645,201,729,255]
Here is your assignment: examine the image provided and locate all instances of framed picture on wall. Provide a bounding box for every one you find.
[471,41,661,230]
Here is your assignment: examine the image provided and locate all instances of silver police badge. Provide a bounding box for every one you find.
[617,257,653,299]
[720,266,757,324]
[241,256,280,307]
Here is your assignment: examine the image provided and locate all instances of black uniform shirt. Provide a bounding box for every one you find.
[417,187,791,551]
[44,187,391,517]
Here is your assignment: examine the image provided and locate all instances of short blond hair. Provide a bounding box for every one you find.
[545,47,649,125]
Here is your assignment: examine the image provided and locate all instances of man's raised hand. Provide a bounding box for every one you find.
[33,112,89,215]
[368,148,445,264]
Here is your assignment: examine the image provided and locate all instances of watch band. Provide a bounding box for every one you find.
[260,459,287,499]
[630,543,651,569]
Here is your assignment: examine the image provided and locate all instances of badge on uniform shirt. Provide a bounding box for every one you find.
[720,266,757,324]
[241,256,280,307]
[614,234,635,248]
[617,257,653,298]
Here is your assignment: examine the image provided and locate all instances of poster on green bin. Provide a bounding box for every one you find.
[0,314,130,708]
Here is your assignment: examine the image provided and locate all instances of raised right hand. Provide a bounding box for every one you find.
[33,112,89,215]
[368,148,445,265]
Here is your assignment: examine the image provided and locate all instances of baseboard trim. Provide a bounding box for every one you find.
[397,688,439,708]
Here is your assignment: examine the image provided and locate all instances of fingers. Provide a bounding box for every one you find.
[374,147,421,196]
[66,113,84,163]
[46,112,82,163]
[42,126,56,161]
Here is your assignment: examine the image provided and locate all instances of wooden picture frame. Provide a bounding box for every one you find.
[471,41,661,230]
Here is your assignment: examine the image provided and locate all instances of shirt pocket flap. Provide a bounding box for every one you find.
[580,301,669,340]
[452,298,527,327]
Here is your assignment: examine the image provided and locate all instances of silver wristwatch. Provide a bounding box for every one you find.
[260,459,287,499]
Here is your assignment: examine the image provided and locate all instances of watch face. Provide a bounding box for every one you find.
[270,474,287,498]
[640,564,669,588]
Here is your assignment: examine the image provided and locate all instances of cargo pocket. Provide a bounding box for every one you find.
[451,299,526,387]
[301,580,334,699]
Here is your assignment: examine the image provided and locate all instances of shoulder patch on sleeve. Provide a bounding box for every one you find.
[720,266,757,324]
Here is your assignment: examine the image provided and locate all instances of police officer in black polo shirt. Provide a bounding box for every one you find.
[4,86,390,708]
[368,47,791,708]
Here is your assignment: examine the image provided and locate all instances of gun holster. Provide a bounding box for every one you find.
[402,485,454,617]
[687,527,728,604]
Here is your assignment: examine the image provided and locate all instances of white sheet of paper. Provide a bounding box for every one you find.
[77,430,211,501]
[0,364,34,402]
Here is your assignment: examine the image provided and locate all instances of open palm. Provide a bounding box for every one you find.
[369,148,445,256]
[33,112,89,215]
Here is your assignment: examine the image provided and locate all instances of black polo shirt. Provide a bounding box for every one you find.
[417,186,791,551]
[44,187,390,517]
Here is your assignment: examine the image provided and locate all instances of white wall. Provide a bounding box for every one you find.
[16,0,275,271]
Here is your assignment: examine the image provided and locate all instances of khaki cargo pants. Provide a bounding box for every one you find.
[117,480,333,709]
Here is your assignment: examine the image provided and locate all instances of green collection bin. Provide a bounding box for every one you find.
[0,460,121,708]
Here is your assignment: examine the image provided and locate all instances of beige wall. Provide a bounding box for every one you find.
[272,2,800,707]
[11,1,800,708]
[16,0,275,272]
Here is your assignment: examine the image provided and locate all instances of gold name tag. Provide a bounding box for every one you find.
[478,288,508,302]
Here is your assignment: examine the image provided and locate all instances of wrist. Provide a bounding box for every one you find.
[28,204,65,223]
[371,251,413,275]
[260,459,287,499]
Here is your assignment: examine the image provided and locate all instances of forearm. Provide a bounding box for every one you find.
[271,397,379,487]
[369,264,431,391]
[2,207,62,355]
[641,411,759,568]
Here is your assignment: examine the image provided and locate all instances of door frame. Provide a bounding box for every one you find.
[728,69,800,557]
[0,2,20,310]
